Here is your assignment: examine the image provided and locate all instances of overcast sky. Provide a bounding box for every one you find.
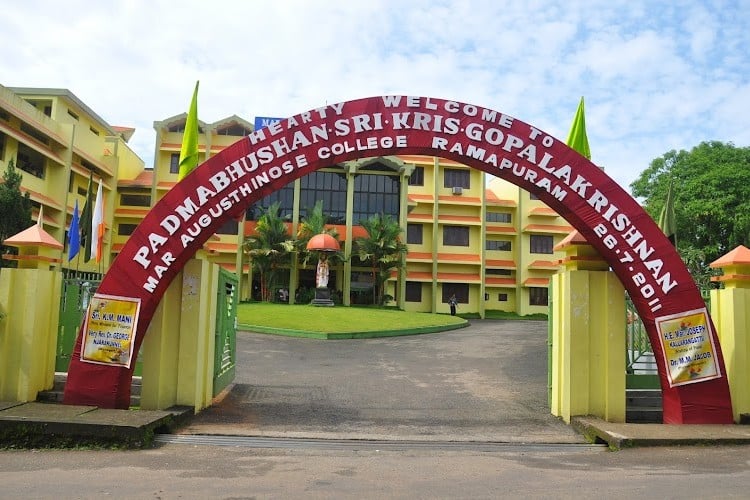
[3,0,748,192]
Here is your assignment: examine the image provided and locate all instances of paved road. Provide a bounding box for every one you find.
[1,443,749,499]
[181,319,584,443]
[3,319,750,498]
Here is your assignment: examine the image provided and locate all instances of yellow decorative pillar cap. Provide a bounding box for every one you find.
[709,245,750,289]
[554,230,608,271]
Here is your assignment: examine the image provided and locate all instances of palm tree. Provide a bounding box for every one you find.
[354,213,408,305]
[296,200,343,267]
[243,202,294,302]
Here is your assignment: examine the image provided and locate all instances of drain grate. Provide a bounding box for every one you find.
[233,384,328,404]
[155,434,606,452]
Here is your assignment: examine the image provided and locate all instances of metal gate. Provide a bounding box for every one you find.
[56,272,101,372]
[625,295,659,389]
[213,267,238,397]
[57,271,142,375]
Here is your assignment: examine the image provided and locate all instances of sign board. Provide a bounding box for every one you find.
[81,294,141,368]
[656,308,720,387]
[253,116,284,131]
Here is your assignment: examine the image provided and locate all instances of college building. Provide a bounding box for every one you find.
[1,84,573,317]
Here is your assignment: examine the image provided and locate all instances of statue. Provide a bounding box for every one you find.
[316,254,329,288]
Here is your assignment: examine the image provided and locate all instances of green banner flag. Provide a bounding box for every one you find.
[658,180,676,246]
[79,172,94,262]
[566,97,591,160]
[178,81,200,180]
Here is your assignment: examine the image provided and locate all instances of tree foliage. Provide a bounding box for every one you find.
[0,160,33,268]
[354,213,407,305]
[295,200,343,267]
[243,202,294,302]
[630,141,750,287]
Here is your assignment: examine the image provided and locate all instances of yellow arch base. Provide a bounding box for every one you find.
[550,268,626,423]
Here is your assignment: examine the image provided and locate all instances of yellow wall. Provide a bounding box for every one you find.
[140,258,219,412]
[0,268,61,401]
[711,286,750,422]
[550,269,625,423]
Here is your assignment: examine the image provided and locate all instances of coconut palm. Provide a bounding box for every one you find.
[296,200,343,266]
[354,212,408,305]
[243,202,294,302]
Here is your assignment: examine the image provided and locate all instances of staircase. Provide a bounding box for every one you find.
[37,373,142,408]
[626,349,662,423]
[626,388,663,423]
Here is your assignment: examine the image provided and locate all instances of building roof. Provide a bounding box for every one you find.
[118,169,153,188]
[112,126,135,142]
[9,87,117,136]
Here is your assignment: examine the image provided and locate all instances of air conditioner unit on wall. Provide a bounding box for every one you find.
[452,186,463,195]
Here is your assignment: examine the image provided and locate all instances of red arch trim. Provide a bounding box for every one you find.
[64,96,733,423]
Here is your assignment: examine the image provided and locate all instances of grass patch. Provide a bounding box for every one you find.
[482,310,548,321]
[238,302,466,334]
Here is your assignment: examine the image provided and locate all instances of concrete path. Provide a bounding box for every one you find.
[181,319,586,443]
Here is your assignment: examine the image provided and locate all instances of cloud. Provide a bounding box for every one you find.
[1,0,748,190]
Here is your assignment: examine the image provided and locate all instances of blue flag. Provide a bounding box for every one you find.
[68,199,80,261]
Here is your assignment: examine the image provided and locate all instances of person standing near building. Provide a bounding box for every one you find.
[449,294,458,316]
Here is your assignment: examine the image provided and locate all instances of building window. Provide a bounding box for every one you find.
[407,223,423,244]
[408,166,424,186]
[168,123,204,134]
[529,287,549,306]
[530,234,554,254]
[67,109,79,121]
[89,126,100,136]
[353,172,400,224]
[443,168,470,189]
[0,133,5,161]
[248,178,295,221]
[169,153,180,174]
[296,170,348,223]
[498,293,508,301]
[443,225,469,246]
[486,268,512,276]
[484,293,489,301]
[20,124,50,145]
[118,223,138,236]
[442,283,469,303]
[216,218,239,235]
[216,124,251,136]
[486,239,511,251]
[405,281,422,302]
[120,193,151,207]
[486,212,511,223]
[16,143,45,179]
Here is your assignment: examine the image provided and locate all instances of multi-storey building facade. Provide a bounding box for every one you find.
[2,85,572,317]
[0,85,142,274]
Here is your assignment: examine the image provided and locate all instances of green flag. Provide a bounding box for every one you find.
[658,180,676,246]
[178,81,200,180]
[79,172,94,262]
[566,97,591,160]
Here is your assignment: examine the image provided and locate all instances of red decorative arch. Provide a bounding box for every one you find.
[64,96,733,423]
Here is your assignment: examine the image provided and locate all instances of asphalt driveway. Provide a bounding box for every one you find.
[180,319,585,443]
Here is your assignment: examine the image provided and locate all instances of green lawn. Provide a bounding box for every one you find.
[237,302,466,334]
